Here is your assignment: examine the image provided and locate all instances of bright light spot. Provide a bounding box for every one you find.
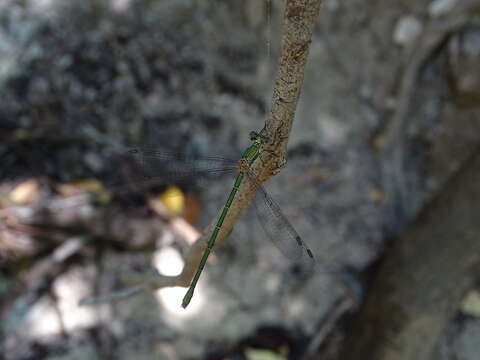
[153,246,183,276]
[111,0,133,12]
[152,247,205,317]
[155,286,204,317]
[16,270,105,338]
[24,297,62,337]
[28,0,56,12]
[23,269,102,338]
[53,270,103,331]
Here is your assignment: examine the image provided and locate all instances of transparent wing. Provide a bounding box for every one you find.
[107,148,238,197]
[126,148,237,176]
[128,148,237,168]
[246,170,315,267]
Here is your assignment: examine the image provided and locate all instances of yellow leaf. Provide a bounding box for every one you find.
[157,186,185,216]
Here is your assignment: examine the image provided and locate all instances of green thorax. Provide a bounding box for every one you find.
[241,131,269,165]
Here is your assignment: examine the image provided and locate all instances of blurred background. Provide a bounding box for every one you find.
[1,0,480,359]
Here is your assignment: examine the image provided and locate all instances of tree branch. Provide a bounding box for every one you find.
[80,0,322,306]
[179,0,322,293]
[339,145,480,360]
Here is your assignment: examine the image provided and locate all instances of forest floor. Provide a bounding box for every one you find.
[1,1,480,359]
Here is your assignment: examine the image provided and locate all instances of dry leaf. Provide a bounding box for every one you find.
[9,179,40,205]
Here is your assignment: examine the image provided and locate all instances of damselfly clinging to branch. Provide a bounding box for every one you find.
[122,131,314,308]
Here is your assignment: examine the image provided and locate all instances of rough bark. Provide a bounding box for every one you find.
[339,146,480,360]
[176,0,321,293]
[79,0,323,304]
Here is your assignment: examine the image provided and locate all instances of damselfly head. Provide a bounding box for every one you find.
[249,131,269,144]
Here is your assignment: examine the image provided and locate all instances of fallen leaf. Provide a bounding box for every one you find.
[9,179,40,205]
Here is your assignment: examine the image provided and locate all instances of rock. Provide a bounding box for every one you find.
[393,16,423,47]
[428,0,458,18]
[460,290,480,317]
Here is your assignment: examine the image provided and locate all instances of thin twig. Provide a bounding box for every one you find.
[301,297,353,360]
